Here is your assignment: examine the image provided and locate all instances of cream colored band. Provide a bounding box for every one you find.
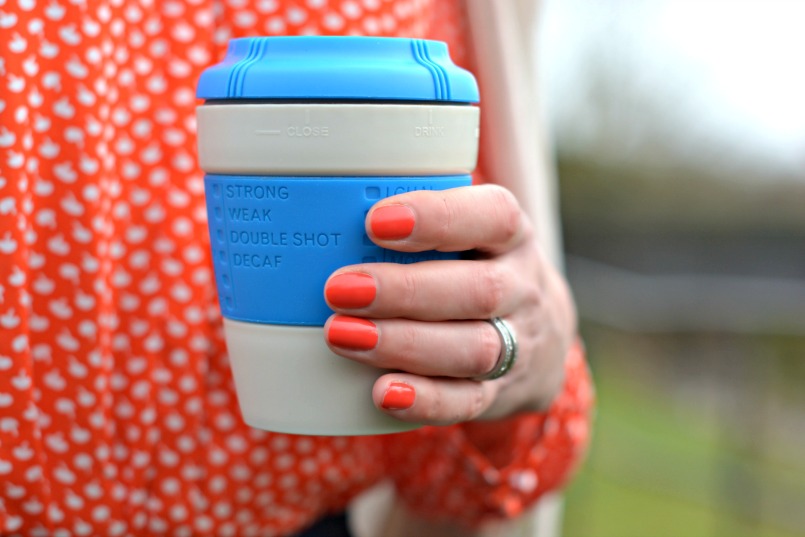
[223,319,419,436]
[197,103,479,176]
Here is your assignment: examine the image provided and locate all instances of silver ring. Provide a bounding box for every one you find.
[474,317,518,381]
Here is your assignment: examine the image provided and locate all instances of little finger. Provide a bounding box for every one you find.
[372,373,501,425]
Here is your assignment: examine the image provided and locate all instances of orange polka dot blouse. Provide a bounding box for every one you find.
[0,0,594,535]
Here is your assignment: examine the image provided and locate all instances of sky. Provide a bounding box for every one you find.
[537,0,805,183]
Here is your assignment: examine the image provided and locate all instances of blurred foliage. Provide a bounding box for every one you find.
[557,159,805,236]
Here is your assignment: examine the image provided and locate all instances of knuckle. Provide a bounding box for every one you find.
[466,384,488,420]
[473,264,507,318]
[490,186,521,243]
[394,323,420,368]
[399,269,421,311]
[418,383,488,426]
[419,391,444,423]
[522,281,543,310]
[433,194,456,245]
[471,323,501,377]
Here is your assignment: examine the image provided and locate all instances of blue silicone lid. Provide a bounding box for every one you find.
[197,36,479,103]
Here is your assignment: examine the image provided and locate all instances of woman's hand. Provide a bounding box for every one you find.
[322,185,576,425]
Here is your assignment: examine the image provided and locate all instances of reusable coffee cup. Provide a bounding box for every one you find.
[196,36,480,435]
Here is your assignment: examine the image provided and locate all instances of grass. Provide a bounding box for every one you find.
[561,327,805,537]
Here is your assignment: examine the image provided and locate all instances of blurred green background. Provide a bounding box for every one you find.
[537,1,805,536]
[562,328,805,537]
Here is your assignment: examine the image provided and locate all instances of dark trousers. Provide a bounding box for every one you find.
[292,512,351,537]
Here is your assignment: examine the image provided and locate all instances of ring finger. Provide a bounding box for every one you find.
[324,315,505,379]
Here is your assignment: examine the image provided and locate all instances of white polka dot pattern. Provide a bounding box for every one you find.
[0,1,592,534]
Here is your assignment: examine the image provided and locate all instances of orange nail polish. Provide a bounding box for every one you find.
[381,382,415,410]
[326,273,376,309]
[370,205,415,240]
[327,315,378,350]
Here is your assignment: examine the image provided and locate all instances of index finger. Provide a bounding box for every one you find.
[366,185,528,255]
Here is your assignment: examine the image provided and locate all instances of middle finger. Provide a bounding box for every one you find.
[324,259,525,321]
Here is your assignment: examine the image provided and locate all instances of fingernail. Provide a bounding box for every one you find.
[326,272,376,309]
[381,382,416,410]
[370,205,415,240]
[327,315,378,350]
